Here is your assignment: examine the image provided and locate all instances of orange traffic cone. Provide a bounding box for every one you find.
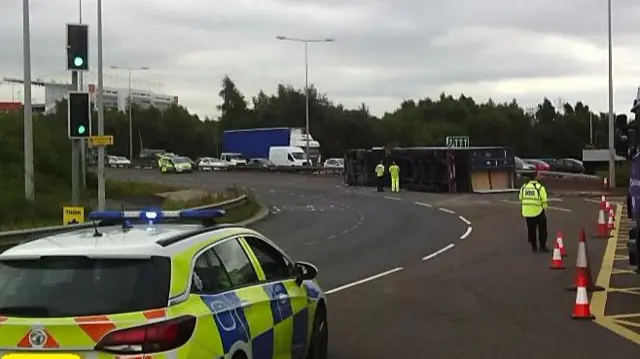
[556,231,567,257]
[567,229,604,292]
[593,202,609,238]
[550,240,565,269]
[607,208,615,230]
[571,273,595,320]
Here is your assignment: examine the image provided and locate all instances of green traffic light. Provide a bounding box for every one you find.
[74,57,84,67]
[77,125,86,134]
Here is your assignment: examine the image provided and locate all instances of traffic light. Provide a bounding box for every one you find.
[615,114,629,158]
[68,92,91,138]
[66,24,88,71]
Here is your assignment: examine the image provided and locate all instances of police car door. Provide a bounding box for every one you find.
[241,236,309,359]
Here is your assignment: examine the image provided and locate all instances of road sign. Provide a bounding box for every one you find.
[445,136,470,148]
[62,206,84,225]
[88,135,113,147]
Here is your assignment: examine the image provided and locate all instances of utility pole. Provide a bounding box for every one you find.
[22,0,34,201]
[79,0,87,189]
[97,0,106,210]
[607,0,616,188]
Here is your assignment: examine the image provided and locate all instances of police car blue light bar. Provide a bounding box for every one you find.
[88,209,226,221]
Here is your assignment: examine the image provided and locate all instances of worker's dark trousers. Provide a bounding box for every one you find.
[525,210,548,250]
[376,176,384,191]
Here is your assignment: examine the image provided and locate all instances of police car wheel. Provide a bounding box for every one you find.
[307,304,328,359]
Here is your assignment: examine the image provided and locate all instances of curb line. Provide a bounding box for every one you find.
[236,202,270,226]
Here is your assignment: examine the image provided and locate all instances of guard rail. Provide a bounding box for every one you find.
[0,194,249,251]
[104,163,344,175]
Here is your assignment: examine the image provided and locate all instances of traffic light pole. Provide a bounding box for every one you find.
[71,71,80,205]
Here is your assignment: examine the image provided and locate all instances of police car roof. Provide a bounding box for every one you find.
[0,224,251,259]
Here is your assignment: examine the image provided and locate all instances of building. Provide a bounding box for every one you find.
[2,77,178,114]
[87,84,178,112]
[0,102,45,114]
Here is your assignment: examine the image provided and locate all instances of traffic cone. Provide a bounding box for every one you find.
[556,232,567,257]
[571,273,595,320]
[550,240,565,269]
[607,208,615,230]
[593,202,609,238]
[567,229,604,292]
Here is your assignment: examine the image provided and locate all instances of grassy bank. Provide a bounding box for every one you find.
[1,181,261,230]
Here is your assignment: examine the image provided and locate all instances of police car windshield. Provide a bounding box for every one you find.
[0,256,170,318]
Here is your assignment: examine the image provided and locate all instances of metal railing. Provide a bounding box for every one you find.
[0,194,249,250]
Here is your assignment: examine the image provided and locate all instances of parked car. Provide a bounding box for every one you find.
[323,158,344,169]
[197,157,228,171]
[550,158,585,173]
[107,156,131,168]
[514,156,535,171]
[523,159,551,171]
[248,158,276,169]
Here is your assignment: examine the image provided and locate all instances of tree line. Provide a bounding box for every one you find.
[0,75,614,194]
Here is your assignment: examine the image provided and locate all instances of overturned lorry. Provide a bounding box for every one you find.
[343,146,517,193]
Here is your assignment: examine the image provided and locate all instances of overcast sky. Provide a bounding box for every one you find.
[2,0,640,118]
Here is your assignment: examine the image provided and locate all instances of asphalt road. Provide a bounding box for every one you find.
[107,169,640,357]
[106,169,467,290]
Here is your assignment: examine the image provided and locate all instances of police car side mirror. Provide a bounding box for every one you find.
[295,261,318,284]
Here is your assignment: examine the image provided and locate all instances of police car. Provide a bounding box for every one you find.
[0,209,328,359]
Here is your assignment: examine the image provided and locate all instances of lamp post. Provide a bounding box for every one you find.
[276,35,334,164]
[110,66,149,161]
[97,0,105,210]
[22,0,34,201]
[607,0,615,187]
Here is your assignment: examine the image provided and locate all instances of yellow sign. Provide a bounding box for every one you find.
[88,135,113,147]
[62,206,84,225]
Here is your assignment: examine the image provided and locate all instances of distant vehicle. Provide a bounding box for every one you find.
[107,156,131,168]
[197,157,228,171]
[269,146,310,167]
[223,127,322,165]
[323,158,344,169]
[550,158,585,173]
[248,158,276,169]
[159,156,192,173]
[514,156,535,171]
[220,152,247,166]
[139,148,166,160]
[523,159,550,171]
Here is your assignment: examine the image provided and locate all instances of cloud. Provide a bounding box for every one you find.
[2,0,640,119]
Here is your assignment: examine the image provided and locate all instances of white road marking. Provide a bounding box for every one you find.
[325,267,404,295]
[460,226,472,239]
[438,207,455,214]
[327,234,336,240]
[584,198,602,204]
[458,216,471,225]
[414,201,432,208]
[422,243,455,261]
[341,229,350,234]
[384,196,401,201]
[304,240,317,246]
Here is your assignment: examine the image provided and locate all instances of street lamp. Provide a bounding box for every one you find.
[110,66,150,161]
[276,35,334,164]
[22,0,34,201]
[607,0,615,188]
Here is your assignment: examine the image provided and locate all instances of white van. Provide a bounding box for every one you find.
[220,152,247,166]
[269,146,309,167]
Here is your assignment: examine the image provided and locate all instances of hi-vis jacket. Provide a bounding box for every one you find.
[375,164,385,177]
[519,180,548,217]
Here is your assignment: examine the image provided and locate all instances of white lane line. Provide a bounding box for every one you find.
[438,207,455,214]
[422,243,455,261]
[304,240,317,246]
[498,199,572,212]
[384,196,401,201]
[414,201,432,208]
[341,229,350,234]
[325,267,404,295]
[458,216,471,225]
[460,226,472,239]
[327,234,336,240]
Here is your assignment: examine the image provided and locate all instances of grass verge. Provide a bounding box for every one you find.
[163,190,262,224]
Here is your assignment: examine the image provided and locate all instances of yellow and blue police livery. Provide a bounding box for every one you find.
[0,208,328,359]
